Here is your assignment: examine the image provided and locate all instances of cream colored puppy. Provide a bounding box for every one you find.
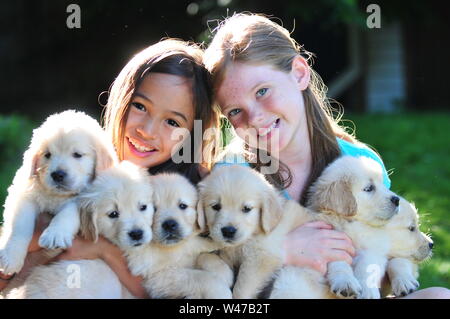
[2,161,152,298]
[125,173,233,299]
[197,165,312,299]
[0,110,116,276]
[270,156,433,299]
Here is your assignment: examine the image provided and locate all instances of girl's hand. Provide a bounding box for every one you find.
[283,221,356,275]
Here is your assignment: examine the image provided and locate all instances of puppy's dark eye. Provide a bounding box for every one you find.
[363,185,375,192]
[108,211,119,219]
[179,203,188,210]
[45,152,51,159]
[154,206,158,212]
[242,206,252,213]
[408,226,416,232]
[212,203,221,211]
[73,152,83,158]
[140,205,147,211]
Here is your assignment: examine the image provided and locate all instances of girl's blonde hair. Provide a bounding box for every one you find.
[204,13,357,203]
[103,38,221,184]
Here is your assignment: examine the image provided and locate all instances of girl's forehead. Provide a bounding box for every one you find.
[136,73,194,117]
[217,62,279,105]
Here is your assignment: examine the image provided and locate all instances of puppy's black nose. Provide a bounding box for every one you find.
[51,170,66,183]
[221,226,237,239]
[128,229,143,241]
[390,196,400,207]
[162,219,178,232]
[429,242,434,249]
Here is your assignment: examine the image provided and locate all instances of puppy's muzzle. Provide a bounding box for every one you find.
[221,226,237,240]
[162,219,179,234]
[390,196,400,207]
[51,170,67,184]
[128,229,144,246]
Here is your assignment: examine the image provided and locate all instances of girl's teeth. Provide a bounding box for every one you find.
[259,120,278,137]
[130,139,154,152]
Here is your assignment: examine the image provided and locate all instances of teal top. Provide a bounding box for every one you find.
[214,138,391,200]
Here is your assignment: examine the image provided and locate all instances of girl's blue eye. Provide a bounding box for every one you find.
[256,88,268,98]
[228,109,241,117]
[167,119,180,127]
[132,102,146,112]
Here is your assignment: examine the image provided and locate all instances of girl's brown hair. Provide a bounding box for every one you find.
[204,13,357,203]
[103,39,221,184]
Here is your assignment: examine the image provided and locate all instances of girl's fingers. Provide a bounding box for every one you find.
[328,249,354,266]
[302,221,334,230]
[320,229,354,244]
[322,239,356,257]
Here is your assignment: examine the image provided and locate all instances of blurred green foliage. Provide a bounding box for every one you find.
[0,114,36,223]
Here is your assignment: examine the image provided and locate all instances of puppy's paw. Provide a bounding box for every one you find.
[358,286,381,299]
[329,274,362,299]
[38,227,73,249]
[391,273,420,297]
[0,248,25,275]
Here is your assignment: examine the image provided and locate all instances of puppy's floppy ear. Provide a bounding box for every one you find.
[22,141,41,179]
[195,198,207,233]
[260,189,283,234]
[78,195,99,242]
[93,137,118,174]
[308,178,357,217]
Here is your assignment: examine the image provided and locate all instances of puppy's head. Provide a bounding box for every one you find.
[150,173,199,246]
[386,198,433,263]
[307,156,400,226]
[78,161,154,250]
[197,165,283,246]
[27,110,117,195]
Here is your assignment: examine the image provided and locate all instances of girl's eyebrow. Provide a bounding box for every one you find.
[134,92,152,103]
[169,110,188,123]
[134,92,188,123]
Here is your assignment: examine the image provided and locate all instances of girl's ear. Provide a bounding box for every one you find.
[291,55,311,91]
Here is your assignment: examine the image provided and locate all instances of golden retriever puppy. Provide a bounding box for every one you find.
[0,110,116,276]
[125,173,233,299]
[2,161,152,298]
[270,156,433,299]
[197,165,312,299]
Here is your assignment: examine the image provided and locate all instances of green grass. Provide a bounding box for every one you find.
[0,112,449,289]
[0,114,36,224]
[342,112,450,289]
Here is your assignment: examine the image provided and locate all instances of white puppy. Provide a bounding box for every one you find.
[0,110,116,276]
[270,156,433,299]
[2,161,152,298]
[197,165,311,299]
[125,173,233,299]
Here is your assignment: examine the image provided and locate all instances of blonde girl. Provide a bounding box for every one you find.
[204,13,449,298]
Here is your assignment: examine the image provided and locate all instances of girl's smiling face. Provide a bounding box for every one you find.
[124,72,194,168]
[216,58,310,155]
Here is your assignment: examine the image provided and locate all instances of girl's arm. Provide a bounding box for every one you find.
[54,236,149,299]
[283,221,356,275]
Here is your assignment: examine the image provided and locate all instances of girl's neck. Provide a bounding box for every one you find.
[278,126,313,201]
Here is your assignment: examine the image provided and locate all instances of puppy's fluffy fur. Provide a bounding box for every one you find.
[197,165,311,299]
[0,110,116,276]
[270,156,433,299]
[2,161,151,298]
[125,173,233,299]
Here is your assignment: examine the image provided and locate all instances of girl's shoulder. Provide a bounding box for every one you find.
[337,138,391,189]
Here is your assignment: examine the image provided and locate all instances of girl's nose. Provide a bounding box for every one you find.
[136,120,157,140]
[247,104,265,128]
